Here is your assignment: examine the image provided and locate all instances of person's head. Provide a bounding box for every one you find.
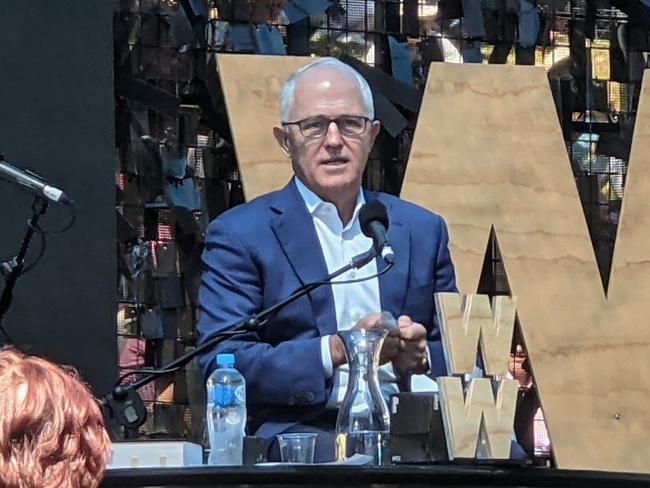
[0,348,110,488]
[273,57,380,207]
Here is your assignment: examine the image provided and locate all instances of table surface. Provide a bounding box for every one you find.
[102,464,650,488]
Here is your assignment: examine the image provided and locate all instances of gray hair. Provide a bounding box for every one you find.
[279,57,375,122]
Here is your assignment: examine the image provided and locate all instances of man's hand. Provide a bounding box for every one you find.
[392,315,429,374]
[356,312,401,365]
[329,312,400,368]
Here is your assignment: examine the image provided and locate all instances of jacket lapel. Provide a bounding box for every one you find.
[371,193,411,318]
[269,182,337,337]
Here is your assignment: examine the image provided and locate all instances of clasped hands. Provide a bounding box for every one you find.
[330,312,429,374]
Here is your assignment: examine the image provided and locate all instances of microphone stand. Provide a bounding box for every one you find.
[0,196,49,344]
[102,247,380,437]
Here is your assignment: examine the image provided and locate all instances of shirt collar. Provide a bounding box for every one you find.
[294,177,365,223]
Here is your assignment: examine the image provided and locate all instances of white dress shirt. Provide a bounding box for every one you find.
[294,178,399,407]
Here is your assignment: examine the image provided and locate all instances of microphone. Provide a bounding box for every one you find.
[359,200,395,264]
[0,157,72,205]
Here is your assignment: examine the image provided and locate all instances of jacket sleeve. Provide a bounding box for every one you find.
[197,218,330,407]
[427,215,458,378]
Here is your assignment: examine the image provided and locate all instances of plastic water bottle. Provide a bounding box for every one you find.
[206,353,246,465]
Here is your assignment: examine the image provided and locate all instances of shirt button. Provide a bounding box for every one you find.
[351,270,357,278]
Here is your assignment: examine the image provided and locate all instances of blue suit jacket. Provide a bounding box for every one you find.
[197,180,457,440]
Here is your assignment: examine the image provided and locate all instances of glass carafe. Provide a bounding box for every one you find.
[334,328,390,465]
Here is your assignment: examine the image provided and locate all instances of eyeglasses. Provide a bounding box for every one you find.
[282,115,372,138]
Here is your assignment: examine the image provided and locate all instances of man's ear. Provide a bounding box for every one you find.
[369,120,381,144]
[273,126,291,156]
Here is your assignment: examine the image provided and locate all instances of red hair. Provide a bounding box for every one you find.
[0,348,110,488]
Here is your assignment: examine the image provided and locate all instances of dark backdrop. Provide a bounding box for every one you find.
[0,0,116,394]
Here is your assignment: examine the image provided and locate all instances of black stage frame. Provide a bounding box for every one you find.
[103,465,650,488]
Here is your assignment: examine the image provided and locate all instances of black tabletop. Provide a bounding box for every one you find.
[102,464,650,488]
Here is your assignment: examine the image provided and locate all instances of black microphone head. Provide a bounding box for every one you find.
[359,200,389,238]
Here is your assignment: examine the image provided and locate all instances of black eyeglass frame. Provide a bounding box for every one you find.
[281,115,373,138]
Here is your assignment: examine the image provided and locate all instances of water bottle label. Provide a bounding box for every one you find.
[215,384,235,406]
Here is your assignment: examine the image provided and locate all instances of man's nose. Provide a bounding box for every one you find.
[323,120,344,147]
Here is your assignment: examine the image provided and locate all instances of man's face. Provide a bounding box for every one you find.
[274,68,380,203]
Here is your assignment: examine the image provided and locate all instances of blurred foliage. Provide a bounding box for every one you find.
[310,35,366,60]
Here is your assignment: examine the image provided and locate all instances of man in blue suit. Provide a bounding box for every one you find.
[197,57,457,461]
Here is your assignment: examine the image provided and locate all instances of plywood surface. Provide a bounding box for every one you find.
[401,63,650,472]
[436,293,517,376]
[216,54,312,200]
[438,377,519,460]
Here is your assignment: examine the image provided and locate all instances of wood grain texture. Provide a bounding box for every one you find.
[436,293,517,376]
[401,63,650,472]
[216,54,312,200]
[438,377,519,460]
